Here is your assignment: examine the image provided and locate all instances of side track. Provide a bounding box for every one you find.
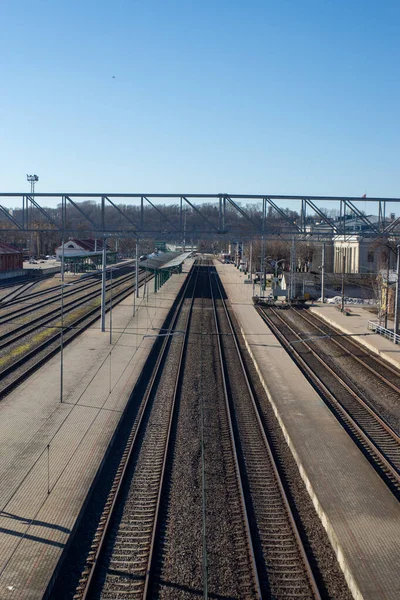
[0,269,151,398]
[257,306,400,498]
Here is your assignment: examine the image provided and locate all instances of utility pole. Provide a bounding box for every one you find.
[341,252,346,313]
[134,241,139,317]
[109,266,113,345]
[60,237,65,403]
[385,251,390,330]
[100,236,107,332]
[394,244,400,342]
[289,236,296,302]
[321,242,325,303]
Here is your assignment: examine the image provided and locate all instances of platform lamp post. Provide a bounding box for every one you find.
[26,174,38,258]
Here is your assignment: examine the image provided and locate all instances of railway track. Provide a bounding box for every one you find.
[0,269,142,350]
[72,263,198,599]
[293,307,400,394]
[210,269,320,599]
[0,261,136,317]
[152,262,264,598]
[0,279,38,304]
[256,306,400,497]
[51,261,350,599]
[0,269,151,399]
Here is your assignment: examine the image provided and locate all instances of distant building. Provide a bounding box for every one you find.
[333,235,375,273]
[305,214,396,275]
[55,239,116,273]
[0,242,23,272]
[280,271,375,300]
[55,238,109,260]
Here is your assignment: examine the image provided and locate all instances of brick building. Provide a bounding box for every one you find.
[0,242,23,272]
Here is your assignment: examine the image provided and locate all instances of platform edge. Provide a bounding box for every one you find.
[240,324,364,600]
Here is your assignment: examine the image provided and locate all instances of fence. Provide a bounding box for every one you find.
[368,320,400,345]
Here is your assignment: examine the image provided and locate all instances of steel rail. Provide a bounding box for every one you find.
[0,272,153,399]
[0,280,38,305]
[0,266,137,318]
[0,263,137,309]
[293,308,400,393]
[142,268,198,598]
[211,269,321,599]
[0,272,147,350]
[0,277,35,290]
[257,306,400,493]
[74,264,197,600]
[209,268,262,599]
[268,308,400,457]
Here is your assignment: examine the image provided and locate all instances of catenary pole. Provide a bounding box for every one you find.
[100,236,107,332]
[109,266,113,345]
[60,237,65,402]
[321,242,325,303]
[341,252,346,313]
[385,251,390,330]
[394,244,400,342]
[136,241,139,298]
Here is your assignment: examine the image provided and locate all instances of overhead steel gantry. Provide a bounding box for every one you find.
[0,193,399,238]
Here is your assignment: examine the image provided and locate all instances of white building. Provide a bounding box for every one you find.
[55,238,109,261]
[333,236,378,274]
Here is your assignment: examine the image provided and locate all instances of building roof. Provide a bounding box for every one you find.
[62,239,110,251]
[71,238,109,251]
[0,242,22,255]
[160,252,192,270]
[138,252,181,270]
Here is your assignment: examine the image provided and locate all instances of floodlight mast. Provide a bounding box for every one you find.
[26,174,39,193]
[26,174,39,257]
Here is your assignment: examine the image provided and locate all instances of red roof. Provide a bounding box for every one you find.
[0,242,23,255]
[68,239,109,251]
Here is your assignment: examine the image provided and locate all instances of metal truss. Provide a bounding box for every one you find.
[0,193,399,238]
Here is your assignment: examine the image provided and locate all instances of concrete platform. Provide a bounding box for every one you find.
[309,304,400,370]
[214,262,400,600]
[0,260,194,600]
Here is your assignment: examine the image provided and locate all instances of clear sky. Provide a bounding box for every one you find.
[1,0,399,207]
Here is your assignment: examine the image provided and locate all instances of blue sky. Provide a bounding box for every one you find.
[0,0,399,208]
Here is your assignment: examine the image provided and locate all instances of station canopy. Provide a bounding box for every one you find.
[138,252,191,271]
